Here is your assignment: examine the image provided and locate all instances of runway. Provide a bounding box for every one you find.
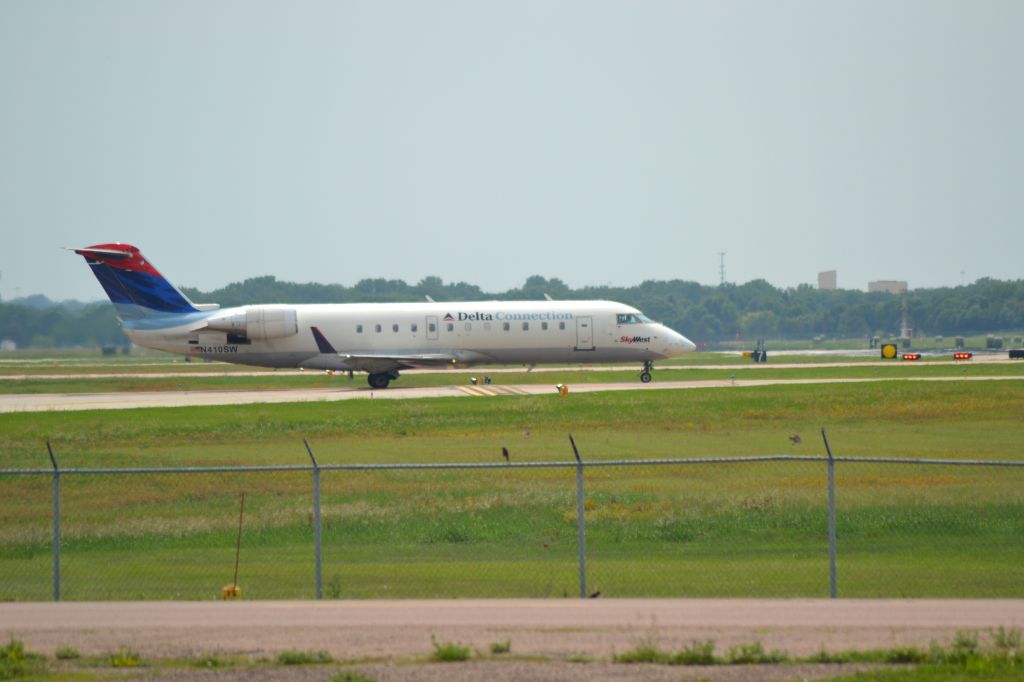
[1,373,1021,412]
[0,353,1013,381]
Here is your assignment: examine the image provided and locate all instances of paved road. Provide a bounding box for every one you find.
[0,353,1013,380]
[1,373,1021,412]
[4,599,1023,661]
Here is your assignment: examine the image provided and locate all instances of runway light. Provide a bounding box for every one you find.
[902,353,922,361]
[953,352,973,360]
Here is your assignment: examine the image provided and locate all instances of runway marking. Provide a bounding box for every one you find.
[454,385,529,397]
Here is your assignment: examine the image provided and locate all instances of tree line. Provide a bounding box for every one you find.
[1,276,1021,349]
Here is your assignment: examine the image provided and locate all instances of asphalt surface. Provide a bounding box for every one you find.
[5,599,1023,661]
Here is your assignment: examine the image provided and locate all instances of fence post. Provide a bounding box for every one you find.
[569,434,587,599]
[821,428,837,599]
[304,438,323,600]
[46,441,61,601]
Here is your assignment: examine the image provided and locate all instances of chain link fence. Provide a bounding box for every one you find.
[2,435,1022,600]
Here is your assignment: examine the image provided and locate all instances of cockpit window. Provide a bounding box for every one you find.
[617,312,655,325]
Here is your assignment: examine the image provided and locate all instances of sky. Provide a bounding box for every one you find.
[1,0,1021,302]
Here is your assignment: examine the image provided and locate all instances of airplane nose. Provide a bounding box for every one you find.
[660,327,696,356]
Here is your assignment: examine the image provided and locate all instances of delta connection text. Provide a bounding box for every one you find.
[445,310,575,321]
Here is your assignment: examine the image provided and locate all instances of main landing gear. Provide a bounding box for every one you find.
[367,370,400,389]
[640,361,654,383]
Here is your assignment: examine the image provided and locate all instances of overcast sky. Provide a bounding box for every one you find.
[1,1,1021,302]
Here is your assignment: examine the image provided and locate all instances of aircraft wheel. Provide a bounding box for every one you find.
[367,373,391,389]
[640,371,652,383]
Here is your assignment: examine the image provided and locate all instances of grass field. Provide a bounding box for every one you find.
[1,366,1023,601]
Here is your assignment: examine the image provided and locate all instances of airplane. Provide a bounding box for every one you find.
[73,243,697,388]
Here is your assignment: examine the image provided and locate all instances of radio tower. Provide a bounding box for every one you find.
[717,252,726,286]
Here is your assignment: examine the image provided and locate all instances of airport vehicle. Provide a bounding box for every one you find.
[74,243,696,388]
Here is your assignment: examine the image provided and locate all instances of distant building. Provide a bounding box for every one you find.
[868,280,908,294]
[0,339,16,352]
[817,270,837,290]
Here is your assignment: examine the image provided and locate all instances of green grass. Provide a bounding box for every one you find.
[52,647,78,662]
[0,639,46,680]
[430,637,471,662]
[3,379,1024,464]
[276,650,334,665]
[331,673,379,682]
[489,640,511,655]
[1,380,1023,600]
[608,632,1024,682]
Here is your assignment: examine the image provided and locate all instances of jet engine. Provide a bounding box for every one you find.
[203,306,298,340]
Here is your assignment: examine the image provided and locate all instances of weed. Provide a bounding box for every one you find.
[108,647,143,667]
[331,672,378,682]
[277,649,334,665]
[992,626,1021,652]
[946,629,979,663]
[671,639,717,665]
[489,639,511,655]
[805,648,889,663]
[1,639,45,679]
[613,643,669,664]
[430,636,471,662]
[327,572,343,599]
[567,654,593,663]
[54,645,80,660]
[725,640,788,664]
[884,646,928,664]
[191,653,229,668]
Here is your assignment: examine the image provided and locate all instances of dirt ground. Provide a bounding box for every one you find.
[5,599,1023,681]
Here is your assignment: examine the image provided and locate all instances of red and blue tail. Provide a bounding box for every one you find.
[73,243,200,320]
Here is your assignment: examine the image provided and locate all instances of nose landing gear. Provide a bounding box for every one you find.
[640,361,654,383]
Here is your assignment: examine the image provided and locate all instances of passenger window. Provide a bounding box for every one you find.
[541,322,548,331]
[429,323,436,332]
[522,322,529,331]
[446,323,454,332]
[503,322,510,331]
[411,323,418,333]
[559,321,566,330]
[356,324,363,333]
[392,324,399,333]
[374,324,382,333]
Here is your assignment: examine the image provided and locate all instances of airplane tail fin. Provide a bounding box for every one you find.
[72,243,203,320]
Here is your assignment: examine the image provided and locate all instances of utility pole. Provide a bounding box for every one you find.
[717,252,726,286]
[900,293,911,340]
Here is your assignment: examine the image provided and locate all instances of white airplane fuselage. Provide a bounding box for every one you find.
[128,300,694,371]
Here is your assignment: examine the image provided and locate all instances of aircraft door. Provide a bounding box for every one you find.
[575,316,594,351]
[426,315,439,341]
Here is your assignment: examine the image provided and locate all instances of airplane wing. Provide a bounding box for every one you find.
[309,326,493,373]
[339,353,459,373]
